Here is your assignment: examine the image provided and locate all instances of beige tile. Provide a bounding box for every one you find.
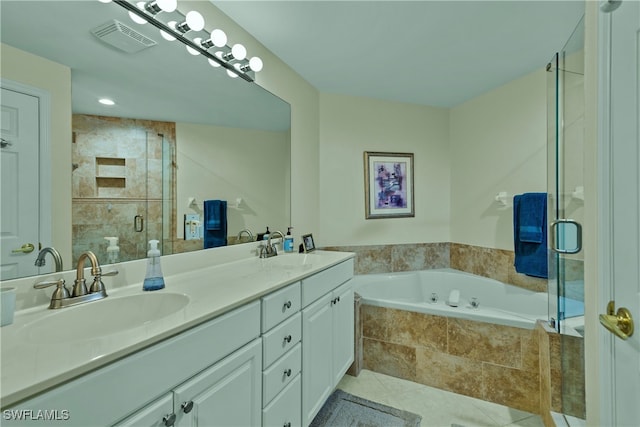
[415,347,483,399]
[482,363,540,414]
[448,318,523,368]
[362,338,416,382]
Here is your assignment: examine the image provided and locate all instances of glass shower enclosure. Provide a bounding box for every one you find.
[546,16,586,421]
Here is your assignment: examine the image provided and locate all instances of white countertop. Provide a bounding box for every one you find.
[0,250,354,408]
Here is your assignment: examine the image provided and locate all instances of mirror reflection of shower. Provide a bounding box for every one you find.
[71,115,174,266]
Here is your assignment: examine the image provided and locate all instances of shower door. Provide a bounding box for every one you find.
[546,16,586,420]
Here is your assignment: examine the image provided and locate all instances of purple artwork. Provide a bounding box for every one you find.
[374,161,407,209]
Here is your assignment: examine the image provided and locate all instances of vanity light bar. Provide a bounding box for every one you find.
[109,0,261,82]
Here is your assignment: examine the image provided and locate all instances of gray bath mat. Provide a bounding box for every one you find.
[310,389,422,427]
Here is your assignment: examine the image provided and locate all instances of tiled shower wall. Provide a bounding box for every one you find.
[72,115,176,265]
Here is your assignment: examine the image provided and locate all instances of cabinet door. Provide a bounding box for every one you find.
[301,294,333,426]
[113,394,174,427]
[174,339,262,427]
[332,281,354,386]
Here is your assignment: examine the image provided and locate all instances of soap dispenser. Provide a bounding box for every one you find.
[104,237,119,264]
[143,239,165,291]
[284,227,294,253]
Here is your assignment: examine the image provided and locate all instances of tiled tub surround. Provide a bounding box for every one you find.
[359,304,544,414]
[325,242,585,421]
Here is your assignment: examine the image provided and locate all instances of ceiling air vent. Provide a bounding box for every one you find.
[91,20,157,53]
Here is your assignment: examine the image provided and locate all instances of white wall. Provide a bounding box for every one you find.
[176,122,290,238]
[1,43,72,262]
[318,93,450,246]
[450,69,547,250]
[189,1,320,244]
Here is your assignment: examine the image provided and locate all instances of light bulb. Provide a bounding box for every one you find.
[249,57,263,72]
[231,44,247,61]
[98,0,112,3]
[211,29,227,47]
[128,2,148,24]
[160,22,177,41]
[185,11,205,32]
[208,58,221,68]
[156,0,176,12]
[186,39,200,56]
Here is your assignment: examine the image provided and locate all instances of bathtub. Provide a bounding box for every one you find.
[353,268,547,329]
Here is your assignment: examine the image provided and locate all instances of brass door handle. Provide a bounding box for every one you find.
[12,243,35,254]
[599,301,634,340]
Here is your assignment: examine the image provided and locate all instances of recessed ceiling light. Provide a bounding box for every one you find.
[99,98,115,106]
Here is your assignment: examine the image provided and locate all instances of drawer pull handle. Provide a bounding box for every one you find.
[284,334,292,343]
[284,368,292,377]
[181,401,194,414]
[163,413,177,427]
[283,300,292,310]
[284,423,291,427]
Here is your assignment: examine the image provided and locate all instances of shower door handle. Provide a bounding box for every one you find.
[550,219,582,254]
[599,300,634,340]
[134,215,144,232]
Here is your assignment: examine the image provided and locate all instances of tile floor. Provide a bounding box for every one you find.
[337,369,545,427]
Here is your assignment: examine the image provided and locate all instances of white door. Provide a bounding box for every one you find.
[598,1,640,425]
[1,87,40,279]
[332,282,354,386]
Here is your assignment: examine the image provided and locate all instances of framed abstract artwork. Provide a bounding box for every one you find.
[364,151,414,219]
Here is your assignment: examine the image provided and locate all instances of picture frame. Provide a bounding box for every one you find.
[301,233,316,253]
[364,151,415,219]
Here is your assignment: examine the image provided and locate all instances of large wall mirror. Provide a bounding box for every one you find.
[0,1,291,280]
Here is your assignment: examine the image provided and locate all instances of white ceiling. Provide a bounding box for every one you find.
[213,1,585,108]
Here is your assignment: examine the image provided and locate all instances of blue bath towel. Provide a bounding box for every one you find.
[513,193,548,278]
[204,199,227,248]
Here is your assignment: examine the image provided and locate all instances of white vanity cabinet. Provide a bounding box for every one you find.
[260,282,302,427]
[113,394,174,427]
[172,339,262,427]
[4,302,261,427]
[3,254,355,427]
[301,260,354,426]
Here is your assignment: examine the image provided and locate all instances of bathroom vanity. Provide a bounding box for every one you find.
[0,249,354,426]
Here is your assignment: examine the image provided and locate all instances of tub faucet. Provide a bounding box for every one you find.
[35,247,64,272]
[260,230,285,258]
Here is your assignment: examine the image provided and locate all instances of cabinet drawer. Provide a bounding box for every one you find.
[262,282,301,332]
[262,374,301,427]
[301,259,354,307]
[263,312,301,368]
[262,343,301,406]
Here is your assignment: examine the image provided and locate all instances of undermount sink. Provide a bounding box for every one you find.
[24,292,190,343]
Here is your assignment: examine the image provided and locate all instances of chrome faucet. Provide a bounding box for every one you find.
[237,228,254,243]
[35,247,64,272]
[33,251,118,309]
[259,230,285,258]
